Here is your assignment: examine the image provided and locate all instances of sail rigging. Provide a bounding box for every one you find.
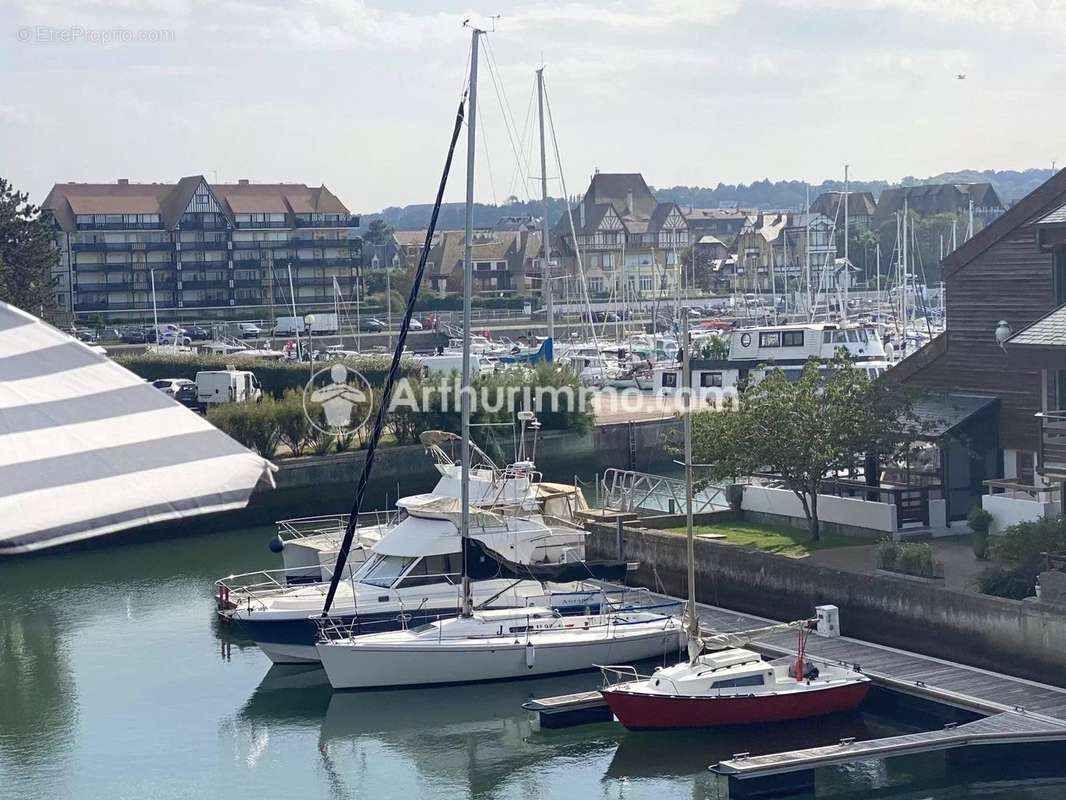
[320,93,468,616]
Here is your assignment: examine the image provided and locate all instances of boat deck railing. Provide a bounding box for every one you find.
[276,510,397,543]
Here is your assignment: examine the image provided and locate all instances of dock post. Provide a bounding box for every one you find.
[616,515,624,560]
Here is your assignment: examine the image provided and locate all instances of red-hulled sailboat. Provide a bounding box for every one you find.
[600,625,870,730]
[599,313,869,729]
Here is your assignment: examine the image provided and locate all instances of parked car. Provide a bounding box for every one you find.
[173,382,201,411]
[359,318,388,332]
[237,322,263,339]
[72,327,97,343]
[119,328,148,344]
[186,325,211,341]
[159,331,193,346]
[408,317,424,330]
[152,378,195,397]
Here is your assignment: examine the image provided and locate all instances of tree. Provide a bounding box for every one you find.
[0,178,57,316]
[690,352,925,540]
[364,218,395,246]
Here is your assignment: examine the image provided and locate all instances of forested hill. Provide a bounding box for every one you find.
[363,168,1054,231]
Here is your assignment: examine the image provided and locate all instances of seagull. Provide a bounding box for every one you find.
[957,73,967,80]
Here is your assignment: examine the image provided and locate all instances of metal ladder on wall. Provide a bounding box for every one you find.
[627,421,638,470]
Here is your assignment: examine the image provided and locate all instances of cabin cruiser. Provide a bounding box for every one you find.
[271,431,589,583]
[220,503,611,664]
[653,322,891,397]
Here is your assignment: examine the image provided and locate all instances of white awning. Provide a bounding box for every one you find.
[0,302,277,555]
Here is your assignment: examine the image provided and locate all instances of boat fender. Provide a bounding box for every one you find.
[525,642,535,669]
[269,535,285,554]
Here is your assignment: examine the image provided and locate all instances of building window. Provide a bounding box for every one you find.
[759,332,780,347]
[602,253,614,269]
[662,372,678,388]
[781,331,804,347]
[639,276,654,292]
[699,372,723,388]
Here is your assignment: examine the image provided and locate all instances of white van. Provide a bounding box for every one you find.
[272,313,339,336]
[237,322,263,339]
[195,369,263,409]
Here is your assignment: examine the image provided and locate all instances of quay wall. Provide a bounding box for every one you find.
[588,522,1066,687]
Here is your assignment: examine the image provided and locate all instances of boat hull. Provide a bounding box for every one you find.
[601,680,870,730]
[318,629,681,690]
[235,590,616,664]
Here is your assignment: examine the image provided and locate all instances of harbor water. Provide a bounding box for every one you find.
[3,524,1066,799]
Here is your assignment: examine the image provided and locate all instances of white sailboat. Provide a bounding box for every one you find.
[315,38,682,690]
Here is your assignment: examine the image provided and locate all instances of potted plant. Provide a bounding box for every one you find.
[968,506,993,561]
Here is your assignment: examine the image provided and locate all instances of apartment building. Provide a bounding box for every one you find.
[425,229,542,297]
[553,172,689,300]
[43,176,361,319]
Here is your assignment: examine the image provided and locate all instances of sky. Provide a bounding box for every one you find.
[2,0,1065,213]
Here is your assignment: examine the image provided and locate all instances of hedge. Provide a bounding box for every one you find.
[200,362,592,459]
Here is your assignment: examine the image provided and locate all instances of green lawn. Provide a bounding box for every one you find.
[670,522,878,558]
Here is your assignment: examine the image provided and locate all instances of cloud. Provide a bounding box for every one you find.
[778,0,1066,31]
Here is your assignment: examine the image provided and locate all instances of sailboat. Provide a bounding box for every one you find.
[314,36,682,690]
[599,318,869,728]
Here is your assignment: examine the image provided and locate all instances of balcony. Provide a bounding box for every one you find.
[179,279,231,290]
[75,222,162,231]
[72,241,172,252]
[294,216,359,228]
[293,276,354,287]
[1038,410,1066,480]
[233,220,288,230]
[293,257,356,267]
[179,217,230,231]
[73,282,133,292]
[291,236,357,247]
[73,300,143,311]
[177,240,230,251]
[180,299,230,308]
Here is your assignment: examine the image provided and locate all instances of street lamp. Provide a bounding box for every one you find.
[304,313,316,375]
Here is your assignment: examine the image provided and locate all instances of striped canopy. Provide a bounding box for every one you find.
[0,302,276,555]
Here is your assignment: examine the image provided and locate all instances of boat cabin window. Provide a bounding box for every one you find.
[358,554,416,588]
[699,372,723,388]
[823,330,850,344]
[758,332,780,348]
[846,330,859,343]
[711,674,765,689]
[781,331,804,347]
[858,328,869,343]
[662,372,678,388]
[396,552,463,588]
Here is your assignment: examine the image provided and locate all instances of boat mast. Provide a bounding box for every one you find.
[536,67,554,344]
[460,26,481,618]
[842,164,849,323]
[682,310,699,658]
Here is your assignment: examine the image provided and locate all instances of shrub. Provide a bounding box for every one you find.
[976,556,1043,600]
[877,540,939,578]
[725,484,745,512]
[897,542,936,578]
[208,397,279,458]
[876,539,899,571]
[967,506,994,561]
[274,389,312,457]
[991,516,1066,565]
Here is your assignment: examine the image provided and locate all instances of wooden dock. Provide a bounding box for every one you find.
[713,711,1066,778]
[690,600,1066,719]
[525,592,1066,794]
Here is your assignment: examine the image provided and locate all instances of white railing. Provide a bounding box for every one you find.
[599,468,728,515]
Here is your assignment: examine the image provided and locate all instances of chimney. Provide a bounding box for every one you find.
[626,188,634,214]
[238,179,249,185]
[579,200,585,229]
[117,178,129,185]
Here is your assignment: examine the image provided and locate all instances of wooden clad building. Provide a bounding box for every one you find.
[893,168,1066,489]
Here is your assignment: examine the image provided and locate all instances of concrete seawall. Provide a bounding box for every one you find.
[588,523,1066,687]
